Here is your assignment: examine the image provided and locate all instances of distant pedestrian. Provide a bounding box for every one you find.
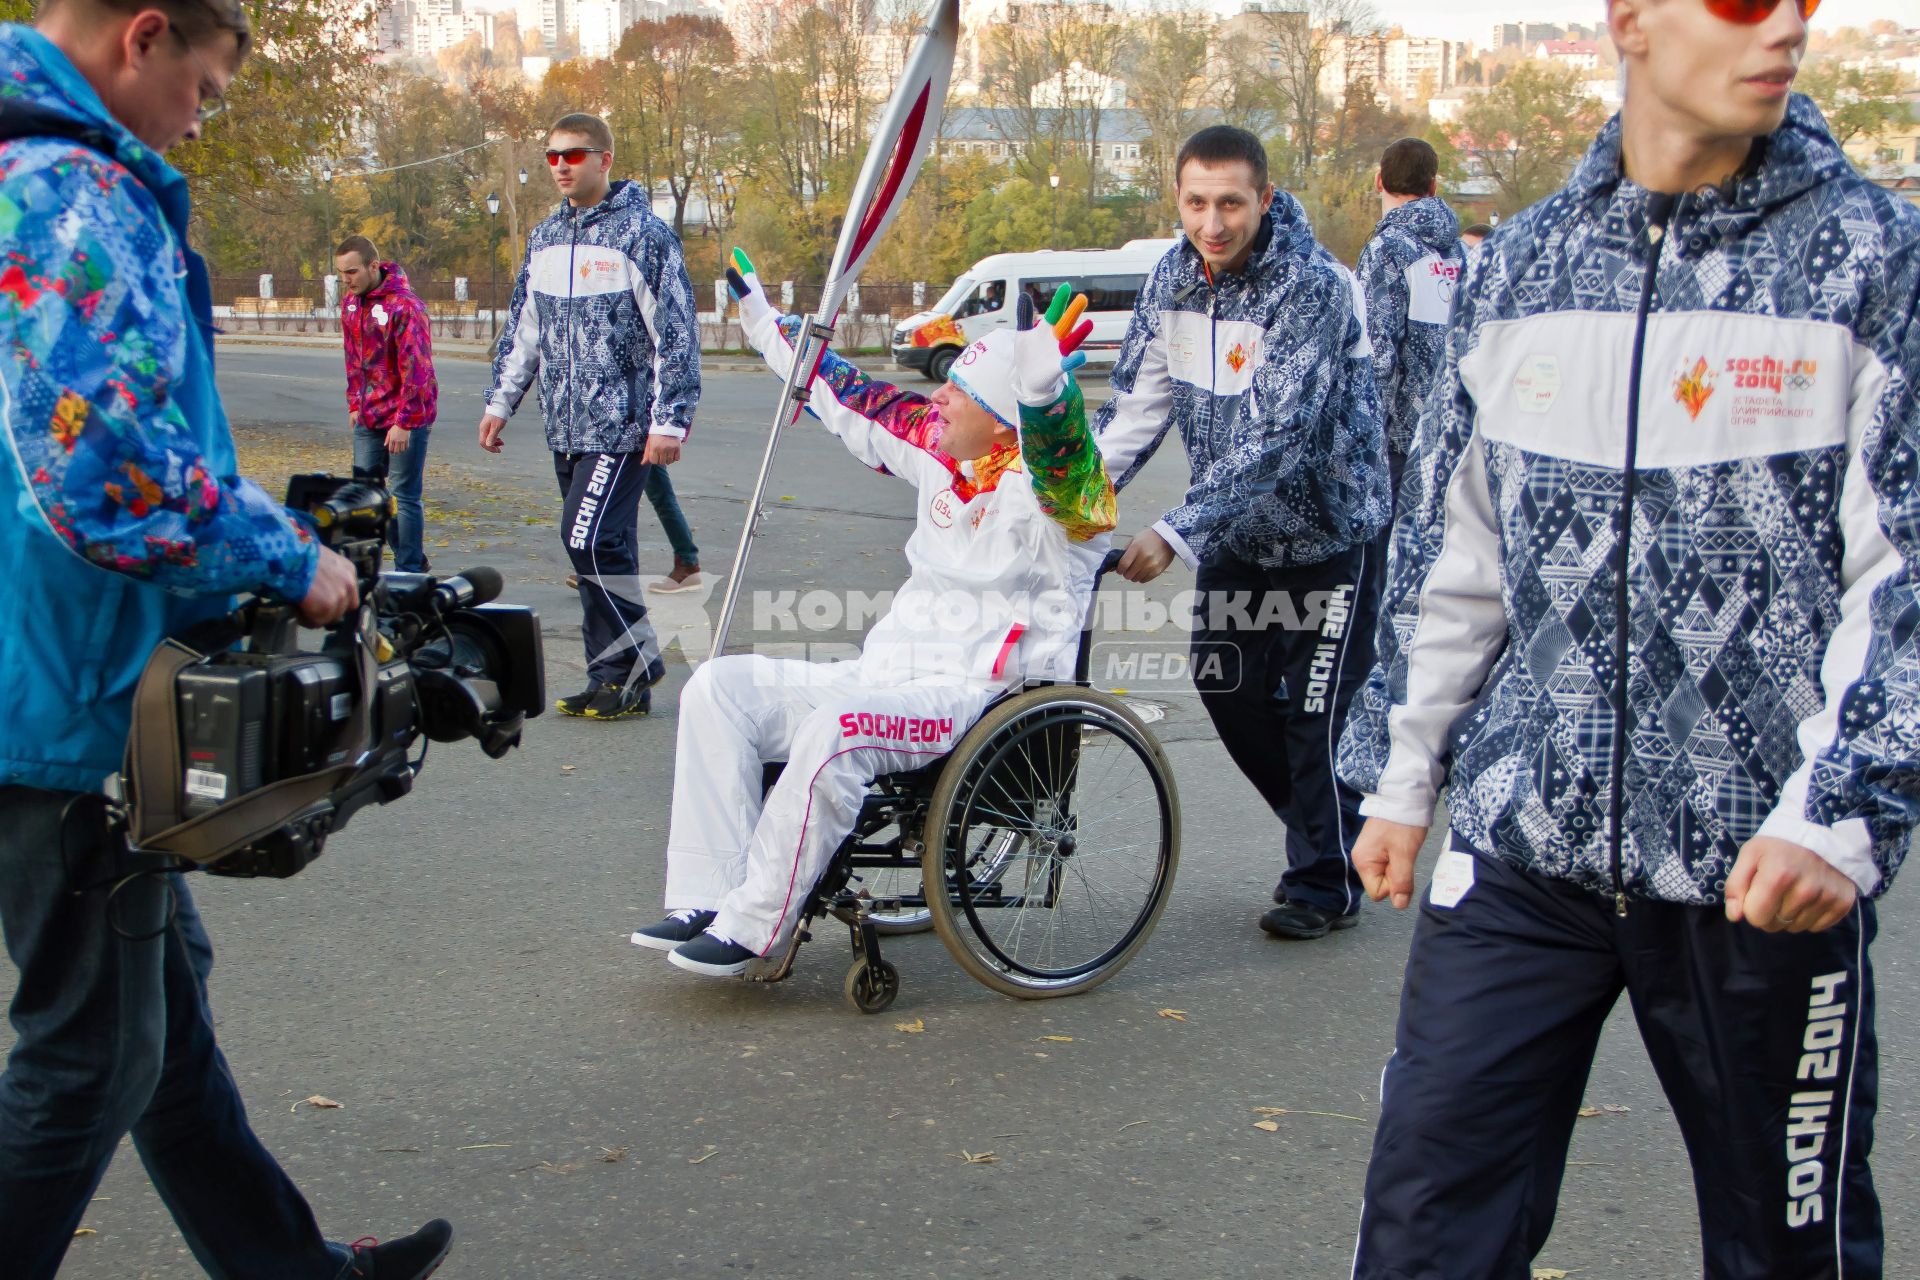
[336,235,436,572]
[480,111,701,720]
[567,467,701,592]
[1460,221,1494,251]
[1355,137,1463,496]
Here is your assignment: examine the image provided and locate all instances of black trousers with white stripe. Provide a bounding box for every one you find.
[555,450,664,690]
[1191,541,1375,915]
[1354,842,1880,1280]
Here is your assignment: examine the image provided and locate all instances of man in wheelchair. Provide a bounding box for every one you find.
[630,251,1117,978]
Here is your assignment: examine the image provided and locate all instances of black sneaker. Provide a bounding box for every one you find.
[345,1219,453,1279]
[668,931,756,977]
[1259,901,1359,940]
[584,681,651,719]
[631,909,718,951]
[556,683,600,716]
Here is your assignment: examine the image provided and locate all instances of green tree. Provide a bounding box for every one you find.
[1448,60,1605,216]
[1798,58,1917,150]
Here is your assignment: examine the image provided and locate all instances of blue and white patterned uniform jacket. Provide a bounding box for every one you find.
[1337,96,1920,905]
[486,179,700,454]
[1356,195,1464,459]
[1094,195,1391,570]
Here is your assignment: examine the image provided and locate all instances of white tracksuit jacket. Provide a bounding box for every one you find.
[663,312,1117,954]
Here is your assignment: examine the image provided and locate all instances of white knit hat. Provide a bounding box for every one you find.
[944,330,1022,434]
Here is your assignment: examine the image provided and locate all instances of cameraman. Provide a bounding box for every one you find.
[0,4,450,1277]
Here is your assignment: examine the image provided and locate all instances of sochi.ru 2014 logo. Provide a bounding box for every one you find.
[1673,356,1716,421]
[1225,342,1249,374]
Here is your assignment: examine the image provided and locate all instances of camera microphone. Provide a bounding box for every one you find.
[433,566,505,611]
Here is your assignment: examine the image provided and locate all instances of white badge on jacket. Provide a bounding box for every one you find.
[1429,844,1475,909]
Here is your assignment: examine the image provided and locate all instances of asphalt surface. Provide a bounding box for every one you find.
[8,344,1915,1279]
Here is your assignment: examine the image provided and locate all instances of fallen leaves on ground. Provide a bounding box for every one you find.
[959,1150,998,1164]
[1038,1035,1075,1043]
[689,1146,721,1165]
[535,1160,582,1175]
[73,1228,97,1237]
[456,1143,512,1151]
[1156,1008,1187,1021]
[1576,1104,1631,1119]
[294,1095,342,1112]
[894,1018,925,1033]
[600,1146,629,1163]
[1532,1269,1577,1278]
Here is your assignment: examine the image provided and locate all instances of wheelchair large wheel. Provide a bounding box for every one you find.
[922,686,1179,999]
[864,861,934,935]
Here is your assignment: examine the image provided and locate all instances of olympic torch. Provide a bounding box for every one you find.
[708,0,961,660]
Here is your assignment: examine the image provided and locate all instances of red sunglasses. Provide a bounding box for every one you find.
[545,147,607,166]
[1703,0,1820,22]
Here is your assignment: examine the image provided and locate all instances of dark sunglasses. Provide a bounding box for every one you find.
[545,148,607,166]
[1703,0,1820,23]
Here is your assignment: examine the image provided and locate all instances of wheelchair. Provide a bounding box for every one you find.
[749,551,1182,1013]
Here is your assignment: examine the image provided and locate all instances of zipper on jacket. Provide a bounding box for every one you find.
[566,208,579,450]
[1607,191,1678,918]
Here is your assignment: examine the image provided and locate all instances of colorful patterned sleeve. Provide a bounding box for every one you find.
[771,313,954,481]
[0,147,318,600]
[1018,378,1116,543]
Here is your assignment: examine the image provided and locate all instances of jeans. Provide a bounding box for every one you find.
[0,786,353,1280]
[352,422,430,572]
[644,465,698,564]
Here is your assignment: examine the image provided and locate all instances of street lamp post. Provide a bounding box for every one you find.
[321,163,334,285]
[485,191,501,340]
[1048,170,1059,247]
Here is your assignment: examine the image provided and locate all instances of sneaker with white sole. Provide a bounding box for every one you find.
[631,909,718,951]
[668,931,756,977]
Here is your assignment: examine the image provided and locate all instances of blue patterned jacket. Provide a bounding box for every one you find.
[1094,195,1391,569]
[486,179,701,454]
[1356,195,1464,459]
[0,25,318,792]
[1337,96,1920,904]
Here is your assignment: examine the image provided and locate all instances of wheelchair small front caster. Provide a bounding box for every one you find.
[842,956,900,1014]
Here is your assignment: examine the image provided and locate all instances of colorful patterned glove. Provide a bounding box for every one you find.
[724,247,779,348]
[1012,283,1093,407]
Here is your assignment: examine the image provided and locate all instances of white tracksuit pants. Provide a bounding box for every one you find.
[664,655,997,955]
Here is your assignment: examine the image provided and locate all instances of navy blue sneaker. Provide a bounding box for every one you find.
[669,931,756,977]
[631,909,718,951]
[345,1219,453,1279]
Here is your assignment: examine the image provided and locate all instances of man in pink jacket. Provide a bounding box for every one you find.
[336,235,437,571]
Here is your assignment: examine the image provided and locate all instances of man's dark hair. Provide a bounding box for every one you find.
[1175,126,1268,190]
[1462,222,1495,239]
[38,0,252,55]
[1380,138,1439,198]
[548,112,614,153]
[334,235,378,266]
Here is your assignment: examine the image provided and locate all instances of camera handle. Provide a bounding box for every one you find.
[116,603,382,866]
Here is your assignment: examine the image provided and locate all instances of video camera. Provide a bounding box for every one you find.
[118,474,545,879]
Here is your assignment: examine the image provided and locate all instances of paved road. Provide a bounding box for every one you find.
[8,345,1914,1278]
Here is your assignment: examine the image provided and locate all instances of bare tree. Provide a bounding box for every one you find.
[977,1,1131,203]
[1237,0,1380,182]
[1124,7,1213,207]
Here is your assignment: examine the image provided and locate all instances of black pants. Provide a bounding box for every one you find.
[1355,841,1881,1279]
[555,451,664,689]
[1190,541,1377,914]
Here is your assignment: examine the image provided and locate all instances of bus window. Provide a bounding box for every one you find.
[1080,274,1145,313]
[1019,278,1072,310]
